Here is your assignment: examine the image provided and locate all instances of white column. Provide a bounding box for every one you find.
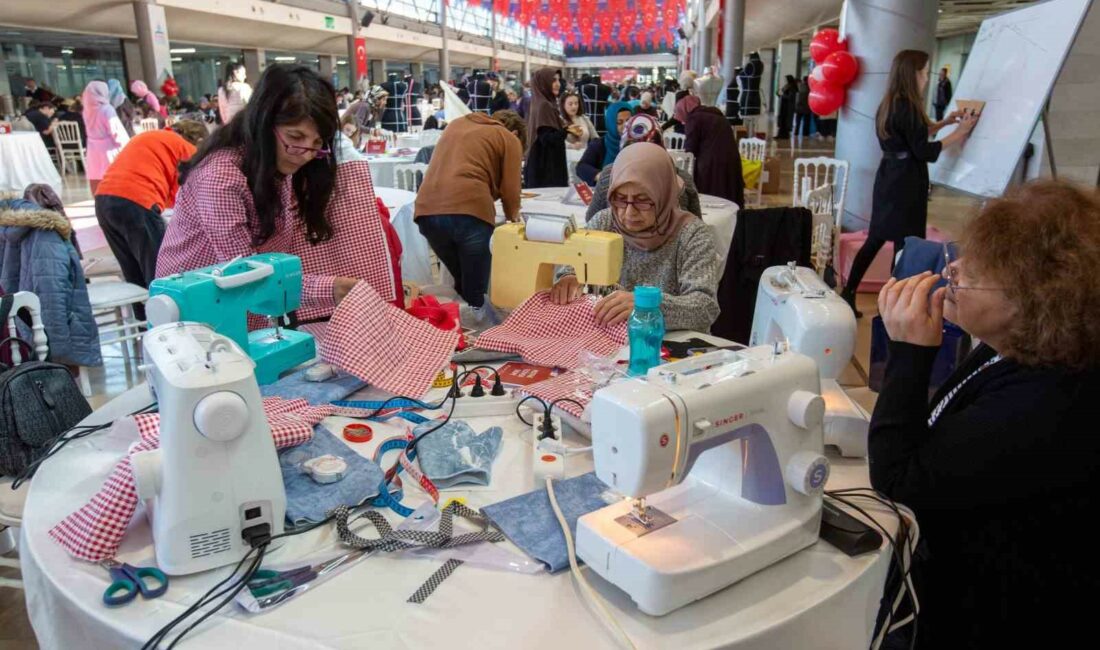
[243,49,265,86]
[490,13,498,71]
[759,47,775,113]
[775,39,800,117]
[133,0,173,85]
[439,0,450,83]
[721,0,744,79]
[835,0,937,230]
[523,27,531,81]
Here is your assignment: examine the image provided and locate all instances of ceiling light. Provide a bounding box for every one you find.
[170,48,196,54]
[61,48,73,54]
[171,57,183,62]
[337,60,347,64]
[275,56,297,61]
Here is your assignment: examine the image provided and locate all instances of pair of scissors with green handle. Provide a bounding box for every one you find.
[249,549,369,600]
[100,558,169,606]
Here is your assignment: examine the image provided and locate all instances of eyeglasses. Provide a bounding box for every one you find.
[610,195,656,211]
[942,243,1005,294]
[274,129,330,160]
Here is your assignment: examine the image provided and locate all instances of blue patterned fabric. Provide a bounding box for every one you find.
[279,425,383,525]
[260,365,366,405]
[482,472,615,573]
[413,420,503,488]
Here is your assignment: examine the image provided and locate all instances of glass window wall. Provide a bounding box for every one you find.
[1,29,124,101]
[168,43,244,102]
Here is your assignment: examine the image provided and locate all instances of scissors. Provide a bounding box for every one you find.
[100,558,169,606]
[248,550,369,599]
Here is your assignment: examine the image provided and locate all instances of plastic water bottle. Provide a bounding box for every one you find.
[628,286,665,377]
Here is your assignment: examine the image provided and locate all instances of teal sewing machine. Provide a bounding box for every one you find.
[146,253,316,385]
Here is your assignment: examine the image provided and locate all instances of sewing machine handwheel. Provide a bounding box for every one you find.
[787,390,825,430]
[194,391,250,442]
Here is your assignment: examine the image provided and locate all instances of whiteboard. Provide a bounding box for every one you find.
[929,0,1092,198]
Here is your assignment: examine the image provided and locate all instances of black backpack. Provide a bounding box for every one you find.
[0,294,92,477]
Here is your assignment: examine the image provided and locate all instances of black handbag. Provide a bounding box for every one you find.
[0,295,92,477]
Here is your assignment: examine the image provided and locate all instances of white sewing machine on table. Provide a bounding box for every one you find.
[576,346,830,616]
[131,322,286,575]
[750,262,870,457]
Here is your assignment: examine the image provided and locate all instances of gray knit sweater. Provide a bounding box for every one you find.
[585,165,702,221]
[558,210,721,332]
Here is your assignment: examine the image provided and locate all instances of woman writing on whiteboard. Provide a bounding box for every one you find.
[840,50,976,316]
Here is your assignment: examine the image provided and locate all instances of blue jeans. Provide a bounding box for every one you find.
[416,214,494,307]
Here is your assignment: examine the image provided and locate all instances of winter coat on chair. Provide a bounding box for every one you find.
[0,198,102,367]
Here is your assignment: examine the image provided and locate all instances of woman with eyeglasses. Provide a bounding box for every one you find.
[840,50,977,316]
[549,143,720,331]
[870,180,1100,648]
[157,65,360,308]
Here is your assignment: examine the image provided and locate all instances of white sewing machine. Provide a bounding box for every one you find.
[750,263,870,457]
[131,322,286,575]
[575,346,830,616]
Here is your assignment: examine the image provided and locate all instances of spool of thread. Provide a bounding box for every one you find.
[343,423,374,443]
[523,214,573,243]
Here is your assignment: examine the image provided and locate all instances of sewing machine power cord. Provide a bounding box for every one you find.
[825,489,920,650]
[547,476,637,650]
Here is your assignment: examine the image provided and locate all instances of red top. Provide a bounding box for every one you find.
[94,130,196,211]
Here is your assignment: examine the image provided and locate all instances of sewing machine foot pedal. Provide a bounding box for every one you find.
[614,507,676,537]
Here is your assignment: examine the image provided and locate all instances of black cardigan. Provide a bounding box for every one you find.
[870,342,1100,648]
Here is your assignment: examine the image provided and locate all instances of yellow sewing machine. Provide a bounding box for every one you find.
[490,214,624,309]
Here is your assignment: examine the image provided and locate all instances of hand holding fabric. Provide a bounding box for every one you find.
[593,290,634,327]
[550,274,583,305]
[878,272,946,348]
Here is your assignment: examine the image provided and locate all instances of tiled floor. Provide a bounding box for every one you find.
[0,136,982,648]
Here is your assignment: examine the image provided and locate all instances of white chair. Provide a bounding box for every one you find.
[663,131,686,151]
[418,129,444,147]
[51,121,86,177]
[137,117,159,134]
[738,137,767,208]
[79,280,148,397]
[670,151,694,178]
[1,292,50,571]
[803,183,839,276]
[793,157,850,225]
[393,163,430,192]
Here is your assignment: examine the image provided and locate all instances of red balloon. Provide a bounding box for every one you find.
[808,65,826,90]
[809,82,846,116]
[809,28,846,65]
[821,50,859,86]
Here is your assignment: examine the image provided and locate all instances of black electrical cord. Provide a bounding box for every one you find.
[12,402,158,489]
[515,395,549,427]
[547,397,586,419]
[163,546,267,650]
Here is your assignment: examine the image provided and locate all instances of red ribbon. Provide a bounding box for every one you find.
[406,295,465,350]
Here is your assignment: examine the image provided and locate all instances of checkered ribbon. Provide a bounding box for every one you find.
[407,559,464,604]
[49,398,330,562]
[516,370,600,419]
[332,502,504,553]
[321,282,459,398]
[474,292,628,370]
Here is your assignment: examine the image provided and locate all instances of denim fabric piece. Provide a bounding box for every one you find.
[279,425,383,525]
[414,420,503,488]
[481,472,614,573]
[260,365,367,405]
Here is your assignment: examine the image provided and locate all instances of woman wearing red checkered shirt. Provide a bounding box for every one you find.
[156,65,360,309]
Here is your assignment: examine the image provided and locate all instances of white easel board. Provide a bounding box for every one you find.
[929,0,1092,198]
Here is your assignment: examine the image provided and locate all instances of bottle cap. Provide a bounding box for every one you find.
[634,285,662,309]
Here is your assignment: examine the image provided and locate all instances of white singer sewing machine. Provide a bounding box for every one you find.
[131,322,286,575]
[490,213,623,309]
[750,263,870,457]
[575,346,830,616]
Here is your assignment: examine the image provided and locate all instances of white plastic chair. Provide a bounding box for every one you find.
[793,157,849,225]
[393,163,430,192]
[80,280,148,397]
[1,292,50,568]
[670,150,694,178]
[663,131,685,151]
[802,183,838,276]
[51,121,86,177]
[137,117,159,134]
[738,137,767,208]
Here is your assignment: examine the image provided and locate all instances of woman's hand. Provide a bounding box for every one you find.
[594,290,635,327]
[956,111,978,135]
[565,124,584,138]
[877,272,947,347]
[333,277,359,305]
[550,275,583,305]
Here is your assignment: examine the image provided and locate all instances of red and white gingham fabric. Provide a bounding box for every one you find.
[321,281,459,398]
[475,292,628,369]
[49,397,330,563]
[517,371,598,418]
[156,150,397,327]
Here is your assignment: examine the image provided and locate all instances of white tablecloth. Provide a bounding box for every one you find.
[366,153,419,189]
[373,187,441,289]
[0,132,62,194]
[20,333,892,650]
[499,187,739,266]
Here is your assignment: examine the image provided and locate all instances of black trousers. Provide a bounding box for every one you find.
[94,194,168,319]
[795,112,813,136]
[416,214,494,308]
[843,236,906,296]
[934,105,946,121]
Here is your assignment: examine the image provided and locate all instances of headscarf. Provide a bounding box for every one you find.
[107,79,126,108]
[622,113,664,148]
[130,79,161,114]
[82,81,111,124]
[607,142,693,252]
[673,95,702,125]
[525,67,564,151]
[602,101,633,167]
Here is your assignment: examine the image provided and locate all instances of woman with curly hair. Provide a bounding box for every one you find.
[871,179,1100,648]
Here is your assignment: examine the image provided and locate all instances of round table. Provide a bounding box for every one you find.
[500,187,739,266]
[20,333,893,650]
[366,152,420,189]
[0,131,63,194]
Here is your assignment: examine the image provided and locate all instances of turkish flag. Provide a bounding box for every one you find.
[354,37,368,82]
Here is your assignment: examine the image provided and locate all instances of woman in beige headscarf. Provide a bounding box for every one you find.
[550,142,721,331]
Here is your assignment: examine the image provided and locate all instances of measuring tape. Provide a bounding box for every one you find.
[371,430,442,515]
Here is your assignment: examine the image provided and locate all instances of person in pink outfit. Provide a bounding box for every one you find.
[82,81,130,193]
